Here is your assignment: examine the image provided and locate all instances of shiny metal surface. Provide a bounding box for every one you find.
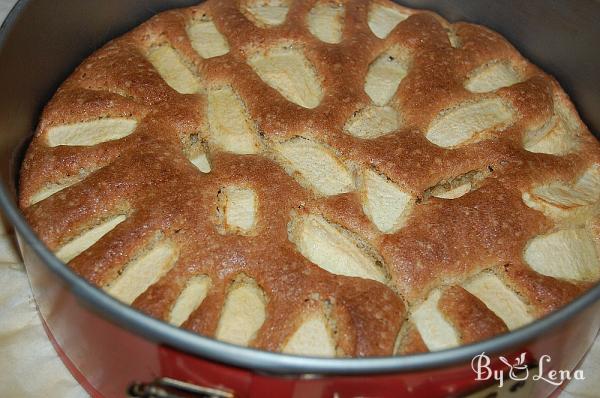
[1,0,599,377]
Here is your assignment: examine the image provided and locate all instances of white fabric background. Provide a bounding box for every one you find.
[0,1,598,397]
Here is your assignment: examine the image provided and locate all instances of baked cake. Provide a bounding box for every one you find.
[19,0,600,357]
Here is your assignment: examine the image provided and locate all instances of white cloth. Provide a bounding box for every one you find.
[0,213,86,397]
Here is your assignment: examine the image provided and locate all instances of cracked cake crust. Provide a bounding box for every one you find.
[19,0,600,356]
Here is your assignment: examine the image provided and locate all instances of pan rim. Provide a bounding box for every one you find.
[1,0,600,376]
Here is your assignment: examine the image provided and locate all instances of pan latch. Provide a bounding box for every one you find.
[128,377,234,398]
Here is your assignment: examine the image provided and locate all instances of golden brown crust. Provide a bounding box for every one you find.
[395,321,428,355]
[438,286,508,344]
[19,0,600,356]
[500,263,590,317]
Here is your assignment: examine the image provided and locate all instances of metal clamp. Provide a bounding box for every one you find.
[128,377,234,398]
[463,366,537,398]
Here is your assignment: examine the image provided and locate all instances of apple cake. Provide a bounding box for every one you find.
[19,0,600,357]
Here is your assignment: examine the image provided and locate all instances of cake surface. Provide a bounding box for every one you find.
[19,0,600,357]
